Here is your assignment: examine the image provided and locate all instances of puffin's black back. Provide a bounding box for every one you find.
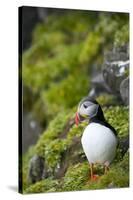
[89,117,117,136]
[89,106,117,136]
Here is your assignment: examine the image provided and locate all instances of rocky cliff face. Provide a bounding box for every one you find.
[21,9,129,193]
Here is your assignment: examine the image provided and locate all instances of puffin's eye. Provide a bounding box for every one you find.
[83,104,88,109]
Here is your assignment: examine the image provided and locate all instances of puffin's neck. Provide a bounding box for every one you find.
[89,106,106,123]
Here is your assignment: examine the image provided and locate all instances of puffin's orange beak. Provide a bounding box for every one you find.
[75,112,80,126]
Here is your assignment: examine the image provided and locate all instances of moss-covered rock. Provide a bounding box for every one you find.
[104,106,129,137]
[114,24,129,47]
[22,104,129,193]
[96,94,119,106]
[25,178,60,194]
[24,151,129,193]
[22,146,36,190]
[62,162,89,191]
[82,152,129,190]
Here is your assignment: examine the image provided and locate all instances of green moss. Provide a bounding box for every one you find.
[42,11,97,41]
[25,178,59,194]
[114,24,129,47]
[23,43,83,92]
[44,139,68,172]
[43,73,89,118]
[79,13,121,66]
[96,94,118,106]
[23,42,89,121]
[83,152,129,190]
[24,152,129,193]
[67,121,87,142]
[62,162,89,191]
[104,106,129,137]
[79,32,102,65]
[23,31,67,66]
[31,152,128,193]
[23,105,129,193]
[35,111,72,157]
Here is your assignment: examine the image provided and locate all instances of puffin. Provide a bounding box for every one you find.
[75,97,118,181]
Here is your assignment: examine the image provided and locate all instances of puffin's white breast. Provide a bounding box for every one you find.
[81,122,118,165]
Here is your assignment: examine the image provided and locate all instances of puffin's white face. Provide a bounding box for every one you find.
[75,99,99,125]
[78,101,99,118]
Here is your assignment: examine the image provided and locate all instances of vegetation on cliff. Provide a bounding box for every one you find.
[22,10,129,193]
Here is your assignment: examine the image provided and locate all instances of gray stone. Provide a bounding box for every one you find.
[28,155,45,184]
[88,73,112,98]
[102,45,129,96]
[120,77,129,105]
[107,182,118,189]
[22,112,42,153]
[118,135,129,157]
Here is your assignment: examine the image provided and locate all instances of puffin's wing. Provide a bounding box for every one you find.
[103,121,118,137]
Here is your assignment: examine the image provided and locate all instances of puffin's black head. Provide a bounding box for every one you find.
[75,97,105,125]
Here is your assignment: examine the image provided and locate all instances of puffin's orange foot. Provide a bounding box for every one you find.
[91,174,99,181]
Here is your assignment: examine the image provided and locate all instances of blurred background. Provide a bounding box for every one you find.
[21,6,129,193]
